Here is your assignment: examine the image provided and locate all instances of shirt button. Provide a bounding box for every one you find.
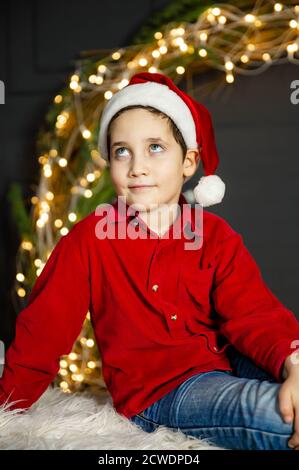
[132,219,139,226]
[170,314,177,320]
[152,284,159,292]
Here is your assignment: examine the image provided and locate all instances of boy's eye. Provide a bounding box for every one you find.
[150,143,164,153]
[114,147,129,158]
[114,143,164,158]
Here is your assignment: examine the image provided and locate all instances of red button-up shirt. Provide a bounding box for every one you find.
[1,192,299,419]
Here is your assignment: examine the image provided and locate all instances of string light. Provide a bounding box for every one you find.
[244,14,256,23]
[176,66,185,74]
[274,3,283,12]
[68,212,77,222]
[58,157,68,167]
[17,288,26,297]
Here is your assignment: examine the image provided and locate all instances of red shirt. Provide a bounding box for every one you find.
[1,192,299,419]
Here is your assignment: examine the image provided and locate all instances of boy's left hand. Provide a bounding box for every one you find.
[278,354,299,450]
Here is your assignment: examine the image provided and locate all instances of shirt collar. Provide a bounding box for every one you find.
[105,192,202,238]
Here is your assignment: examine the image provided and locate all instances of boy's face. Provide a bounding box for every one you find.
[108,108,199,213]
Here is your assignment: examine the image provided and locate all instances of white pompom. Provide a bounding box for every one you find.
[193,174,225,207]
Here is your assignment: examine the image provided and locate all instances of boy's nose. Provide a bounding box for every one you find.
[129,158,150,176]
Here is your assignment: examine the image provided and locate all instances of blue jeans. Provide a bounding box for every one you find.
[128,345,295,450]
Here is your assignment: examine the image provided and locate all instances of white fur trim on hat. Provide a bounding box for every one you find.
[98,81,198,160]
[193,174,226,207]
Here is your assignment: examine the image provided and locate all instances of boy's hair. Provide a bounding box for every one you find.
[106,105,187,162]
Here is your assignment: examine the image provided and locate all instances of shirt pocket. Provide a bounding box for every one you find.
[178,262,225,350]
[180,262,214,312]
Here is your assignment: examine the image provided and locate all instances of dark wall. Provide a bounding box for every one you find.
[0,0,298,350]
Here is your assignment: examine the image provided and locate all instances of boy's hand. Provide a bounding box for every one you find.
[278,354,299,449]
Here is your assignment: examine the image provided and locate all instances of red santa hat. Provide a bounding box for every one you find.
[98,72,225,207]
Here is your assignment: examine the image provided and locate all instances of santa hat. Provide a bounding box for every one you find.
[98,72,225,207]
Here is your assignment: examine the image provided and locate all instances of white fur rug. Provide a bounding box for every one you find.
[0,385,225,450]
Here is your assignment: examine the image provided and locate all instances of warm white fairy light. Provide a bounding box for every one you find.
[21,241,32,250]
[43,164,52,178]
[226,73,234,83]
[84,189,93,198]
[60,381,69,390]
[225,60,234,71]
[60,227,69,236]
[138,57,148,66]
[71,374,84,382]
[180,43,188,52]
[69,353,78,360]
[16,273,25,282]
[199,48,207,57]
[81,128,91,139]
[118,78,129,89]
[68,212,77,222]
[17,288,26,297]
[240,54,249,63]
[211,7,221,16]
[289,19,298,29]
[104,90,113,100]
[40,201,50,211]
[86,339,94,348]
[54,94,62,104]
[274,3,283,12]
[86,172,95,182]
[262,53,271,61]
[54,219,63,228]
[112,52,121,60]
[159,45,168,54]
[46,191,54,200]
[218,15,227,24]
[176,66,185,74]
[173,36,184,46]
[247,43,256,51]
[70,80,80,91]
[152,49,160,58]
[58,157,68,167]
[88,74,97,84]
[244,14,256,23]
[97,64,106,73]
[95,76,104,85]
[31,196,39,205]
[287,43,299,53]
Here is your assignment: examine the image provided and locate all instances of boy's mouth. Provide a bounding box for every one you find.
[129,184,156,191]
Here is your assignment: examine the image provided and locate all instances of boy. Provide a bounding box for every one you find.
[1,72,299,450]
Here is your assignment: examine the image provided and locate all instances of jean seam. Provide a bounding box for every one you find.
[177,424,293,437]
[134,414,178,431]
[170,371,228,428]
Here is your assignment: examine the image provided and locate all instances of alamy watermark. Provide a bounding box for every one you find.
[0,340,4,377]
[0,80,5,104]
[290,80,299,105]
[289,339,299,365]
[94,195,203,250]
